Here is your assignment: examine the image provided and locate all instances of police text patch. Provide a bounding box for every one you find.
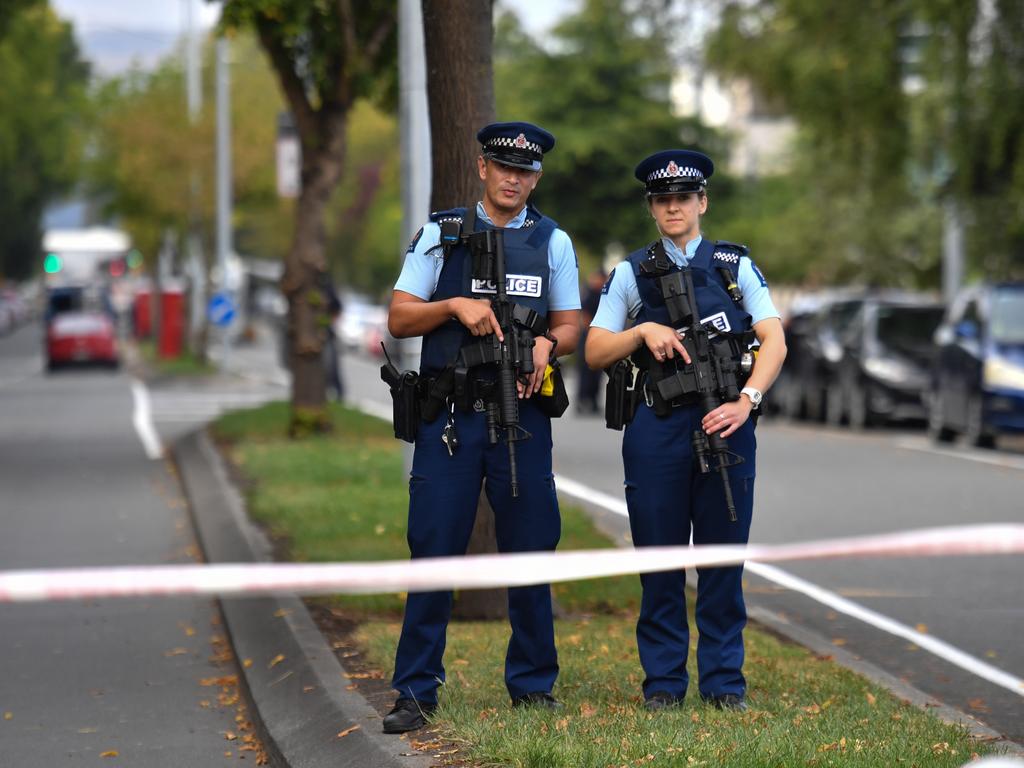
[700,311,731,334]
[472,274,543,298]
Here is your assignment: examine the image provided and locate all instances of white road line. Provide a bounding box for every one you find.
[131,379,163,460]
[554,472,1024,698]
[745,562,1024,696]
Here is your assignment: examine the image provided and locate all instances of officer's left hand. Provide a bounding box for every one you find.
[519,335,555,398]
[702,398,752,438]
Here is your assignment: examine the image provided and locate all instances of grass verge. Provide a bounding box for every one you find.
[138,339,214,377]
[212,402,997,767]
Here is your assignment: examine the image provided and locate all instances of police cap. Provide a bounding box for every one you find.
[635,149,714,196]
[478,121,555,172]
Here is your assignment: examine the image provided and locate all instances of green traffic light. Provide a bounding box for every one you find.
[43,253,63,274]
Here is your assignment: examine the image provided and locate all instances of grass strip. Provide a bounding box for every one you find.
[212,402,997,767]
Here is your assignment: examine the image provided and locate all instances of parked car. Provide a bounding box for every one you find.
[46,311,120,370]
[825,295,944,428]
[44,285,119,371]
[335,294,388,354]
[775,292,866,421]
[928,282,1024,448]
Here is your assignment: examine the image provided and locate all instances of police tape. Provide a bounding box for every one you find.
[0,523,1022,604]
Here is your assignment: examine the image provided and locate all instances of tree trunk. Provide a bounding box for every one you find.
[282,116,347,436]
[422,0,506,620]
[422,0,495,211]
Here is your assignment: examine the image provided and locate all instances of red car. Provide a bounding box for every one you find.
[46,311,120,370]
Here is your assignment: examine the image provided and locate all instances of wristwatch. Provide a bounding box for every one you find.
[740,386,763,410]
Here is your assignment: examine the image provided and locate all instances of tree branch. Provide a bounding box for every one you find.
[254,15,317,148]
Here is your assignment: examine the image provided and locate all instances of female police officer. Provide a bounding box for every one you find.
[584,149,785,711]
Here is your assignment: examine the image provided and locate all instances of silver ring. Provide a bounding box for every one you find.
[719,413,726,421]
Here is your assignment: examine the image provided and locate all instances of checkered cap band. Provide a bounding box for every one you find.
[647,165,705,183]
[485,135,544,156]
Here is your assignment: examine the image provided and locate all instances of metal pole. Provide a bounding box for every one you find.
[216,35,233,367]
[399,0,430,472]
[184,0,201,121]
[942,198,964,305]
[184,0,206,349]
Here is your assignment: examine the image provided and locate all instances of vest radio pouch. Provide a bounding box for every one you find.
[605,358,640,430]
[380,345,420,443]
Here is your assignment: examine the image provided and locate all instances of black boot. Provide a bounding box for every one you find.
[382,698,436,734]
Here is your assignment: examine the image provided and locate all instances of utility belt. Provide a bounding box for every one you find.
[381,351,569,443]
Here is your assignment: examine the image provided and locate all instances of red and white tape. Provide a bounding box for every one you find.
[0,524,1021,604]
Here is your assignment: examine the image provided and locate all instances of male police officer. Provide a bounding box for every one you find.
[383,122,581,734]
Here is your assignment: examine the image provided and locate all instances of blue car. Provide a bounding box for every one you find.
[929,282,1024,448]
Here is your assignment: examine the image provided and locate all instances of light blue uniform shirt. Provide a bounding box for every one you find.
[394,202,582,311]
[591,235,780,333]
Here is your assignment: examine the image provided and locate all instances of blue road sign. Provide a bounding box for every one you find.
[208,292,236,327]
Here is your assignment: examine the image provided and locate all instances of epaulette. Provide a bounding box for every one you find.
[712,240,749,265]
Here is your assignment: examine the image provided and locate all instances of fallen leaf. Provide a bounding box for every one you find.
[3,712,11,720]
[579,702,597,718]
[100,750,119,758]
[831,637,847,646]
[967,698,991,713]
[336,725,361,739]
[273,609,291,618]
[224,731,237,741]
[243,659,253,668]
[268,654,285,669]
[915,623,928,634]
[865,692,876,706]
[164,647,189,657]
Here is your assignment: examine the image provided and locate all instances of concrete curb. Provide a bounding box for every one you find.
[174,430,432,768]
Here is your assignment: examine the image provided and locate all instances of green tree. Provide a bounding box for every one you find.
[913,0,1024,278]
[707,0,938,287]
[0,2,89,281]
[221,1,397,435]
[494,0,722,268]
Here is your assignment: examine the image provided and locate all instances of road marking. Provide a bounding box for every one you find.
[131,379,163,460]
[746,562,1024,696]
[553,474,1024,698]
[896,437,1024,471]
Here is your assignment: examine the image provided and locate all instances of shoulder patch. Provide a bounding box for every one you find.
[406,227,424,254]
[750,260,768,288]
[712,250,741,265]
[601,269,616,295]
[715,239,750,256]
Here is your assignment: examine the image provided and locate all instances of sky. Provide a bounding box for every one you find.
[51,0,578,75]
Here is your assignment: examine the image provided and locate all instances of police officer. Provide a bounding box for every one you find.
[383,122,581,733]
[584,149,786,711]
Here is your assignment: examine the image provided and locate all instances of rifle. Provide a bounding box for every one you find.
[640,256,747,521]
[455,229,537,498]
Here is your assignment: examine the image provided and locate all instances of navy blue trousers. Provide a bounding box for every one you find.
[392,399,561,704]
[623,402,755,701]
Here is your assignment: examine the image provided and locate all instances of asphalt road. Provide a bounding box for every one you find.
[340,348,1024,744]
[0,323,255,766]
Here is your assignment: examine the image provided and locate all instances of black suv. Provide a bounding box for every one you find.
[826,294,945,428]
[928,282,1024,448]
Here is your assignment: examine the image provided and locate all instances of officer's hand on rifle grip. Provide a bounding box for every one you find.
[637,322,691,364]
[701,398,752,438]
[450,297,503,341]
